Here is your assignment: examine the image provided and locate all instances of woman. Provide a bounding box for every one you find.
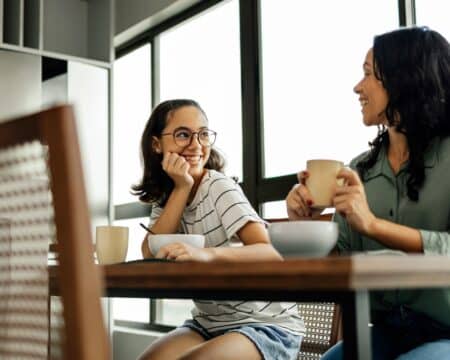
[286,27,450,359]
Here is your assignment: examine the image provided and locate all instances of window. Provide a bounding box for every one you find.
[112,44,151,324]
[415,0,450,39]
[113,44,152,205]
[260,0,398,178]
[159,0,242,180]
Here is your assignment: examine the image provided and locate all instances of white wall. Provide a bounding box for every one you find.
[0,50,41,121]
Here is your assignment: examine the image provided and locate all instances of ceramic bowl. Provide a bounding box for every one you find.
[147,234,205,255]
[268,221,338,257]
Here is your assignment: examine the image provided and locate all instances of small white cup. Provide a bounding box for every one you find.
[305,159,344,209]
[95,226,129,265]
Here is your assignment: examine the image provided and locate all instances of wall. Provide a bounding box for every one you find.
[0,50,41,120]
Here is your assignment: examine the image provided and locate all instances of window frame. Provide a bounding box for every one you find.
[113,0,411,331]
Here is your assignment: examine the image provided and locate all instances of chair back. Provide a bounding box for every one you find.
[0,106,110,359]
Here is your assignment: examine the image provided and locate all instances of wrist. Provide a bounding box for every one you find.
[365,215,380,237]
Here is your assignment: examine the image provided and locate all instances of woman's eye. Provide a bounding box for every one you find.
[199,130,210,139]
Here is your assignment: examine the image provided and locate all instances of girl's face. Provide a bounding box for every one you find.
[153,105,212,181]
[353,48,389,126]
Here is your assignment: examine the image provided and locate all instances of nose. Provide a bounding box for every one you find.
[187,133,202,148]
[353,79,362,94]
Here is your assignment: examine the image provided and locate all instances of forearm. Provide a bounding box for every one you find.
[141,234,152,258]
[368,218,423,253]
[209,243,283,262]
[151,186,190,234]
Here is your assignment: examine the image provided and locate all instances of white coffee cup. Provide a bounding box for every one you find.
[95,226,129,265]
[305,159,344,209]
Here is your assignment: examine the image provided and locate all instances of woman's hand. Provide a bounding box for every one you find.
[334,168,377,235]
[286,171,322,220]
[155,242,214,262]
[162,152,194,189]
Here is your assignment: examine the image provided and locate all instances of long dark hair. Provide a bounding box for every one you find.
[131,99,225,206]
[356,27,450,201]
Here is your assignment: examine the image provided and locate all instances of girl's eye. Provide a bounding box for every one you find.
[199,130,210,139]
[175,130,191,139]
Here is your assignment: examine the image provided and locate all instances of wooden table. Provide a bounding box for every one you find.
[50,255,450,360]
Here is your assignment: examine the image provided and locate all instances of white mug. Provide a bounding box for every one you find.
[95,226,129,265]
[305,159,344,209]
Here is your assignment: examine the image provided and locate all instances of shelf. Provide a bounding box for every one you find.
[3,0,24,46]
[23,0,42,49]
[1,0,112,64]
[43,0,112,63]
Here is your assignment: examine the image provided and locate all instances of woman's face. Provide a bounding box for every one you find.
[353,48,389,126]
[153,105,212,181]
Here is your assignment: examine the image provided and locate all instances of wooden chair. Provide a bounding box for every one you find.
[267,214,342,359]
[0,106,110,359]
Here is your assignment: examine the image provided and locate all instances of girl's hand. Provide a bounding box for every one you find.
[286,171,322,220]
[334,168,377,235]
[155,242,214,262]
[162,152,194,189]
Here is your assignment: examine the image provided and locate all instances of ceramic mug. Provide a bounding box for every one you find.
[305,159,345,209]
[95,226,129,264]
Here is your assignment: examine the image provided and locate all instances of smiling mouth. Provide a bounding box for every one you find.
[182,155,202,163]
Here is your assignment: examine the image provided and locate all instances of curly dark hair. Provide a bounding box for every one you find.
[356,26,450,201]
[131,99,225,206]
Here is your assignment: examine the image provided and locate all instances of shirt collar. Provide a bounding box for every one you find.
[363,137,440,181]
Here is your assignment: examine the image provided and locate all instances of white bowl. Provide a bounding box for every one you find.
[268,221,338,258]
[147,234,205,255]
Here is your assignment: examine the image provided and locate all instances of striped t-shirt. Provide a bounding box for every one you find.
[149,169,305,335]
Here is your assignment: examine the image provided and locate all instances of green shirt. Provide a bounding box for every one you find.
[335,136,450,326]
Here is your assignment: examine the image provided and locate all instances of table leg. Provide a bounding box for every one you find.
[342,290,372,360]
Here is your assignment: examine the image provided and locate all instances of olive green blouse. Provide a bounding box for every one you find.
[335,136,450,326]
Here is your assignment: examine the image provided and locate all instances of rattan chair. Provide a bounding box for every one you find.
[0,105,110,359]
[267,215,342,359]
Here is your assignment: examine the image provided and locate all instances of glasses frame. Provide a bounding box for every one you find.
[160,128,217,148]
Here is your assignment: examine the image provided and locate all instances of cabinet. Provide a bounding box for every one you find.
[1,0,113,65]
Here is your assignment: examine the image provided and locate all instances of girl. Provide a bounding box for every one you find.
[287,27,450,359]
[133,99,304,360]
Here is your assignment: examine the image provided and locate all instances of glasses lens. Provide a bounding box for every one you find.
[173,129,192,147]
[199,130,216,146]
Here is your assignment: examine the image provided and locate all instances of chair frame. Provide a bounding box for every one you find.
[0,106,109,359]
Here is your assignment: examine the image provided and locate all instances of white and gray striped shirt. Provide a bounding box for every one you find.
[149,169,305,335]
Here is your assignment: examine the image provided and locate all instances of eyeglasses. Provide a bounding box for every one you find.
[161,128,217,147]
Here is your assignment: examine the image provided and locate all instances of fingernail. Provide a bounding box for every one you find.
[307,200,313,206]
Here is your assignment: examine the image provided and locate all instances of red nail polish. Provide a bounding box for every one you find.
[307,200,313,206]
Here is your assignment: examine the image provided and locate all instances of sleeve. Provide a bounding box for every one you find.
[420,230,450,255]
[333,211,354,254]
[209,176,264,240]
[333,157,363,254]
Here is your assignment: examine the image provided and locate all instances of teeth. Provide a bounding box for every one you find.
[360,100,368,106]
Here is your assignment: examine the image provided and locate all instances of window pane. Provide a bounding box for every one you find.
[415,0,450,39]
[261,0,398,178]
[159,0,242,180]
[262,200,288,220]
[157,299,194,327]
[113,44,151,205]
[112,217,150,323]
